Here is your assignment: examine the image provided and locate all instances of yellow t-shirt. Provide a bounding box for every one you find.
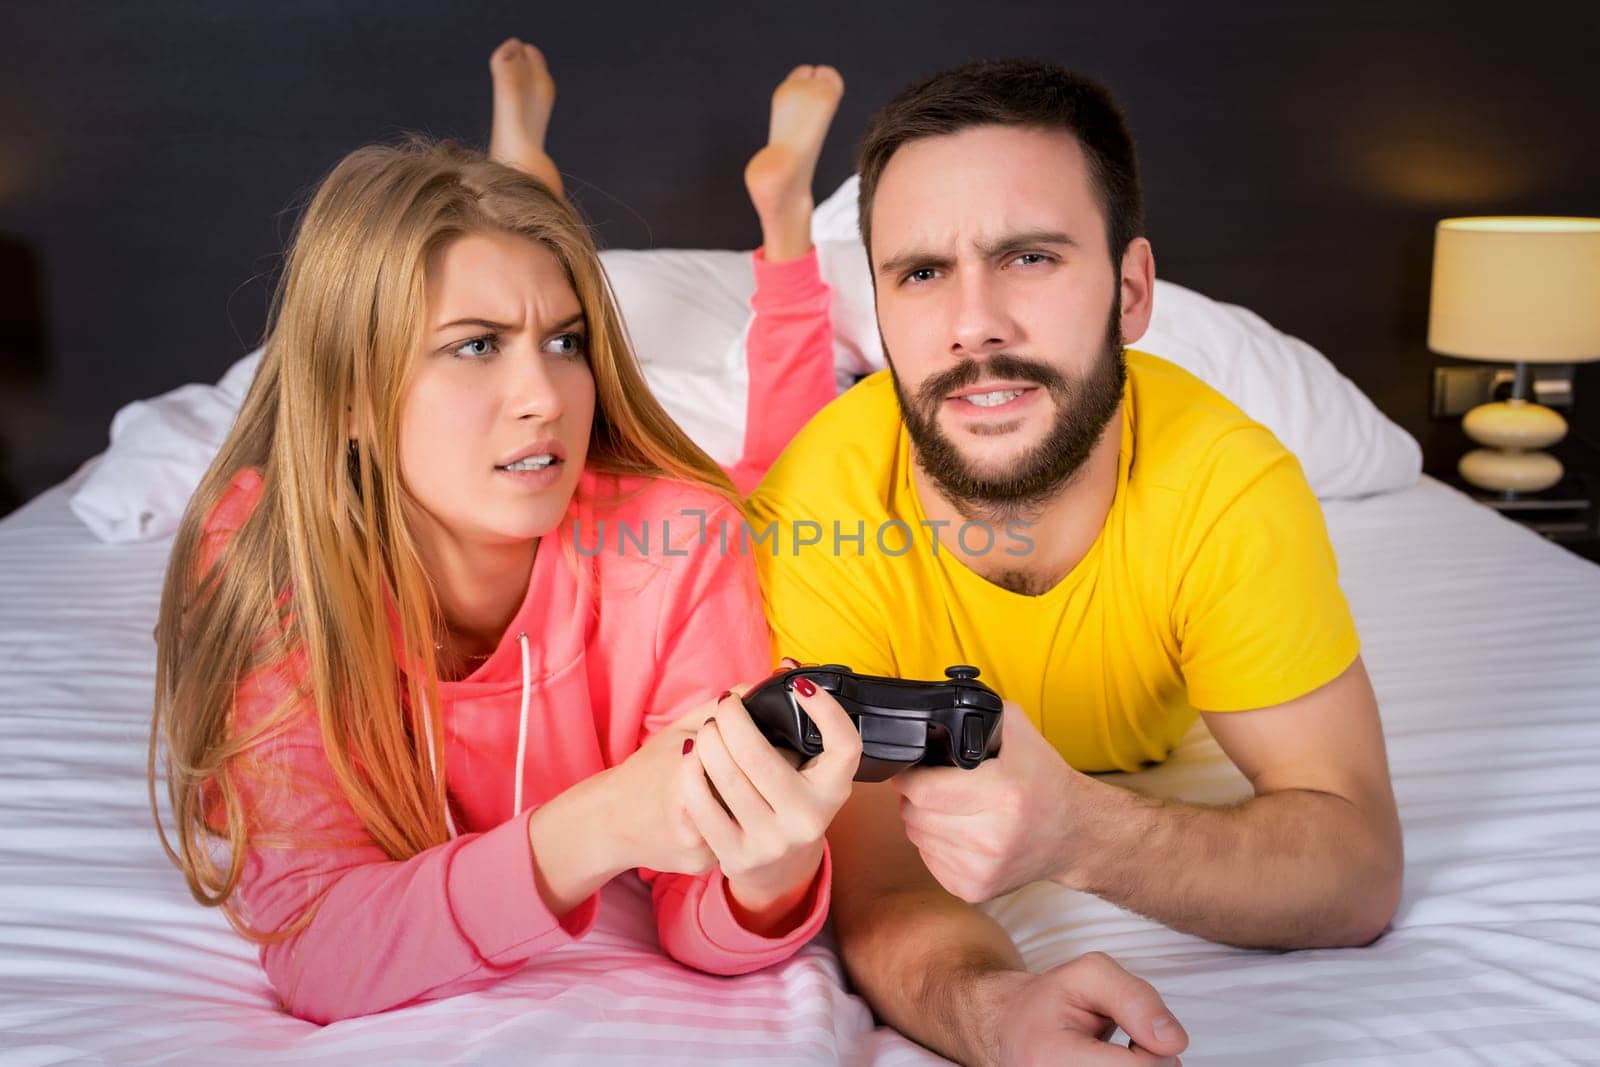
[745,350,1360,773]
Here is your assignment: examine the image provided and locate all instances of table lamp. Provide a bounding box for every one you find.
[1428,216,1600,493]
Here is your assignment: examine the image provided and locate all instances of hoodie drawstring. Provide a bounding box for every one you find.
[424,630,532,840]
[422,695,460,841]
[513,631,531,819]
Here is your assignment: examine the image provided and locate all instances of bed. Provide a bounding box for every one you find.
[4,205,1599,1063]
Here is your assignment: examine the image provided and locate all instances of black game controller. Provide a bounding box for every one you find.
[743,664,1003,782]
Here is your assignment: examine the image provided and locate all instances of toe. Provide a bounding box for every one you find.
[491,37,522,66]
[524,43,555,89]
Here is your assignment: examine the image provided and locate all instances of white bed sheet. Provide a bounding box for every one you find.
[2,466,1598,1066]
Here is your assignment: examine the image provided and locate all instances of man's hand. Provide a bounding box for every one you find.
[973,954,1189,1067]
[895,701,1083,903]
[905,659,1402,948]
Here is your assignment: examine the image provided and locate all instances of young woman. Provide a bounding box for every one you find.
[150,42,854,1023]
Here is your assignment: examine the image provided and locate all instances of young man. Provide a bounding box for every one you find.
[747,59,1403,1066]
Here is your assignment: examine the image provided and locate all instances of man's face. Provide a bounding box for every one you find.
[869,125,1134,514]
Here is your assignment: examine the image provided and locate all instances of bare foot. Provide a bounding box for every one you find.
[488,37,562,197]
[743,64,844,262]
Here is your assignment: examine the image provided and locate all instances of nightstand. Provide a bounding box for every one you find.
[1461,473,1600,564]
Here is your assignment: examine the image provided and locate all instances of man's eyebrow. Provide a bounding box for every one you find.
[975,230,1079,258]
[876,248,956,279]
[433,312,585,333]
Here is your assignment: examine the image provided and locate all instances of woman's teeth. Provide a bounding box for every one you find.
[963,389,1025,408]
[499,454,556,472]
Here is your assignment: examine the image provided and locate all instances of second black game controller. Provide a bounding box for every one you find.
[743,663,1003,782]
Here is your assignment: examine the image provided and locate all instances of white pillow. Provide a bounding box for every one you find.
[1136,283,1421,499]
[600,248,751,465]
[69,357,261,543]
[811,173,863,244]
[804,176,1421,500]
[605,244,886,464]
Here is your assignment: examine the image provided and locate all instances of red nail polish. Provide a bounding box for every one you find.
[682,738,694,755]
[794,676,817,698]
[717,689,734,702]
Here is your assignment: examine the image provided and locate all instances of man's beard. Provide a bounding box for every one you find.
[890,301,1127,524]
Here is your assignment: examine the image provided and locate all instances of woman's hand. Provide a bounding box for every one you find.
[598,714,720,878]
[682,672,862,934]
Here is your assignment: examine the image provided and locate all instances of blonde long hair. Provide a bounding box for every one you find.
[150,138,733,932]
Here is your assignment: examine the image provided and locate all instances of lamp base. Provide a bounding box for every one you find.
[1458,395,1568,493]
[1461,397,1567,449]
[1458,448,1564,493]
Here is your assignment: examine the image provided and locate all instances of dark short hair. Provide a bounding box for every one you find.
[857,58,1144,265]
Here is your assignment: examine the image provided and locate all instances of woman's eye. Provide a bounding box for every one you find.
[451,335,498,360]
[543,332,587,358]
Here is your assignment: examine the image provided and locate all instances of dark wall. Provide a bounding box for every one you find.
[2,0,1596,515]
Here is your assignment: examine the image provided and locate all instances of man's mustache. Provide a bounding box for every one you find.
[916,354,1067,409]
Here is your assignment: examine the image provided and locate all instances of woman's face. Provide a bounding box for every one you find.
[396,229,595,553]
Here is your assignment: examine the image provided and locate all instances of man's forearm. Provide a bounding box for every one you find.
[1062,777,1402,949]
[829,781,1028,1065]
[833,884,1024,1067]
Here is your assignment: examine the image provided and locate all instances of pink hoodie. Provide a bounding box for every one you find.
[198,248,839,1024]
[206,468,833,1023]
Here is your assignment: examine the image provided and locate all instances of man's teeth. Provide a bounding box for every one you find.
[962,389,1025,408]
[499,454,556,472]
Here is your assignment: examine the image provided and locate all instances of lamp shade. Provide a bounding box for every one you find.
[1427,217,1600,364]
